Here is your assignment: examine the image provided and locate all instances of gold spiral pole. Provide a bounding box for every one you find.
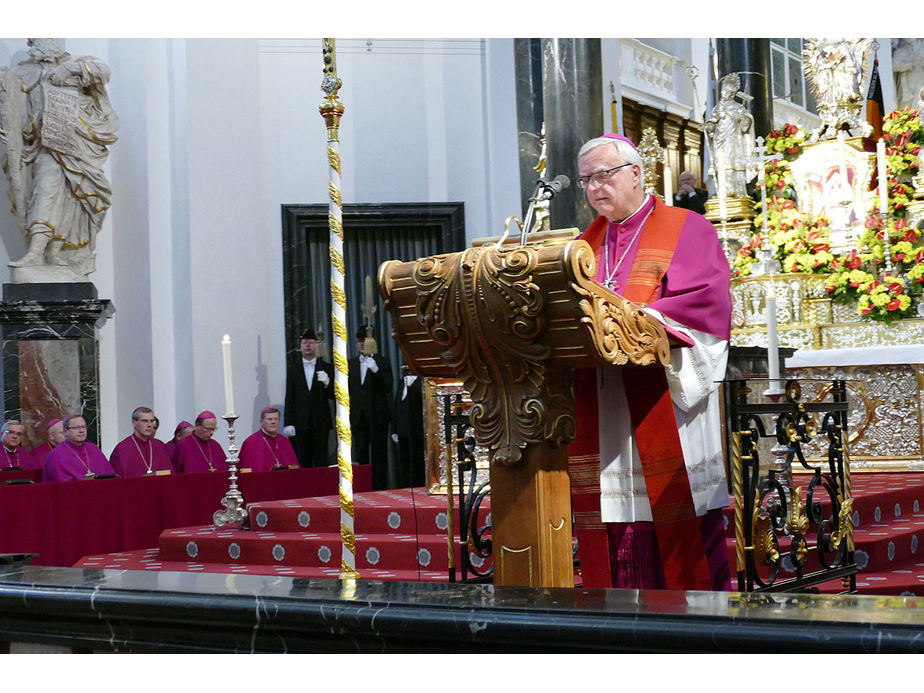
[732,431,745,576]
[319,39,359,580]
[841,430,855,553]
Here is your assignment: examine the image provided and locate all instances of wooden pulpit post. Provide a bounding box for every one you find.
[380,239,670,588]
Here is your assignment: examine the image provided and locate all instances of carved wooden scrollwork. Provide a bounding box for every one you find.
[413,246,557,466]
[380,239,670,467]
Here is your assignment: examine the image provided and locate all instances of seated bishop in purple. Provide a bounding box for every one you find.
[42,415,116,482]
[109,406,174,478]
[174,411,229,474]
[164,420,194,465]
[2,419,33,470]
[239,406,300,472]
[29,418,65,470]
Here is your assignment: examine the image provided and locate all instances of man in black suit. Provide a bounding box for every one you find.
[392,366,426,489]
[348,325,393,490]
[673,170,708,215]
[283,328,334,467]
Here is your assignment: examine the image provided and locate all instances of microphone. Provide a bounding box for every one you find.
[518,174,572,245]
[536,174,570,201]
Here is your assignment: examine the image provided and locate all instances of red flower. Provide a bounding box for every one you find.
[769,130,780,139]
[861,305,873,314]
[887,298,901,311]
[813,243,830,254]
[847,254,862,270]
[781,199,794,209]
[776,179,786,190]
[786,146,800,154]
[883,132,894,141]
[825,285,835,293]
[889,282,903,295]
[895,252,906,261]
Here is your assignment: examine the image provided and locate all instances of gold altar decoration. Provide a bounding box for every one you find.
[637,127,664,195]
[319,38,359,579]
[422,377,490,496]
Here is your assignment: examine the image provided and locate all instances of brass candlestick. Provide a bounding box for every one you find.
[213,414,248,529]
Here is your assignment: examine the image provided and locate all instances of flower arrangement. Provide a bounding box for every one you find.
[732,117,924,323]
[733,124,835,277]
[822,110,924,322]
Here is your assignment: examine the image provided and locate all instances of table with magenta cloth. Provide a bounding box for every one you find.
[0,465,371,567]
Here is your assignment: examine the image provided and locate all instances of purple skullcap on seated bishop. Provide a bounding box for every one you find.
[196,411,216,423]
[261,406,279,414]
[602,133,638,150]
[174,420,192,434]
[47,418,63,429]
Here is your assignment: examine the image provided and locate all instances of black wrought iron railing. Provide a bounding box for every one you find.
[441,393,493,583]
[726,378,857,593]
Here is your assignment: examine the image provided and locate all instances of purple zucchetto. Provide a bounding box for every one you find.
[602,133,638,150]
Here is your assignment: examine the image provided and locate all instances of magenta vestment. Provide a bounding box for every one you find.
[239,430,299,472]
[43,440,115,482]
[174,435,228,474]
[109,434,174,478]
[29,443,53,470]
[2,446,33,470]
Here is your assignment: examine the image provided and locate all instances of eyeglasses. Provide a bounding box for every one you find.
[577,163,633,189]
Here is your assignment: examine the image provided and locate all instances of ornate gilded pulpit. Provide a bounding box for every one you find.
[379,238,672,588]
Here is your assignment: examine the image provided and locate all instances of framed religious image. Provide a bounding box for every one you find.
[789,137,874,253]
[422,377,490,495]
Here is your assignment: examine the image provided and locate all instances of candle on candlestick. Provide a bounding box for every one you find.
[663,160,673,206]
[221,334,235,416]
[765,288,780,386]
[837,130,849,185]
[877,138,889,215]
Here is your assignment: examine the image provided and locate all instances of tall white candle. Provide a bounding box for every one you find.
[877,138,889,215]
[221,334,235,416]
[663,161,673,205]
[837,130,849,184]
[716,152,728,220]
[765,288,780,384]
[759,155,768,234]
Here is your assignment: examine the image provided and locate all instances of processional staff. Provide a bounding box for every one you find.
[319,38,360,579]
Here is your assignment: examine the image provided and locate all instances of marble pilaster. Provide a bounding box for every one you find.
[715,39,774,140]
[0,284,114,448]
[514,38,545,221]
[540,38,603,232]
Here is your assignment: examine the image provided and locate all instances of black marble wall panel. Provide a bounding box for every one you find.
[0,283,115,447]
[541,38,603,232]
[514,38,545,220]
[715,38,775,140]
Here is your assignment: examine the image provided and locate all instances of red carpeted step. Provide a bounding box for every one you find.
[75,547,452,582]
[157,525,472,573]
[247,488,473,536]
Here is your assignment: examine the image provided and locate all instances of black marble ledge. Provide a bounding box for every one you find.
[2,565,924,653]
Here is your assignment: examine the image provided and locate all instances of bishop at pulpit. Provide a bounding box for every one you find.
[381,133,731,591]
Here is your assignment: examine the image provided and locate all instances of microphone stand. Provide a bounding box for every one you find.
[519,176,570,245]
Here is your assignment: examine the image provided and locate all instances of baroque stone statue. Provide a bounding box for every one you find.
[0,39,119,282]
[803,38,872,140]
[704,73,756,197]
[892,39,924,111]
